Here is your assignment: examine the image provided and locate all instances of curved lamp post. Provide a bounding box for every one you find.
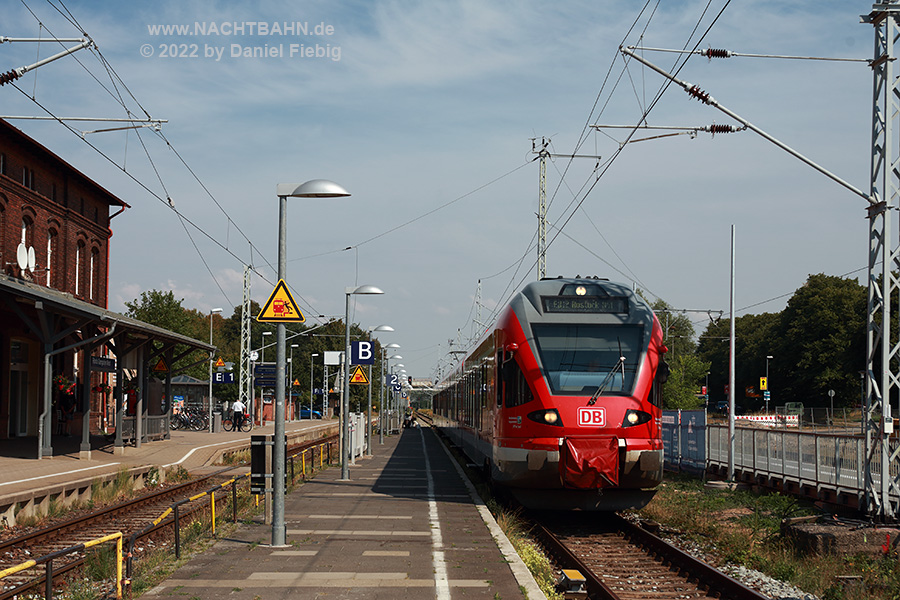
[340,285,384,480]
[365,325,393,455]
[272,179,350,547]
[380,344,400,444]
[207,308,222,433]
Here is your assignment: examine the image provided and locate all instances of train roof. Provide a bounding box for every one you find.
[510,277,654,324]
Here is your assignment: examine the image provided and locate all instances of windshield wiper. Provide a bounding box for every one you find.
[587,338,626,406]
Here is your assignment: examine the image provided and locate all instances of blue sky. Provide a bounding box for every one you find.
[3,1,875,381]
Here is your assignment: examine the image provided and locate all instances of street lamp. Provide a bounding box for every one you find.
[310,353,319,420]
[271,179,350,548]
[380,343,400,444]
[366,325,394,455]
[208,307,222,433]
[341,285,385,480]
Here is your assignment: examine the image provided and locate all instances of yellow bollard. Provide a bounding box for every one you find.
[116,533,123,599]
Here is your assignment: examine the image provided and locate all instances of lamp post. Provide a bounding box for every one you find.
[380,344,399,444]
[387,355,402,435]
[208,307,222,433]
[310,353,319,420]
[289,344,298,420]
[765,355,773,415]
[366,325,393,455]
[341,285,384,480]
[262,331,272,363]
[271,179,350,547]
[395,364,405,426]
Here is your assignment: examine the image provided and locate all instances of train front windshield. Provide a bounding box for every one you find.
[532,324,643,395]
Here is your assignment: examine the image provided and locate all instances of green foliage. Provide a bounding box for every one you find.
[663,352,711,409]
[698,274,866,410]
[121,290,393,408]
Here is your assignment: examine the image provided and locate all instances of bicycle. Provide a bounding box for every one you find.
[222,411,252,432]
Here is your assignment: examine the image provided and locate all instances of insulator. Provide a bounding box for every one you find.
[708,124,739,134]
[701,48,732,59]
[0,70,19,86]
[686,85,711,104]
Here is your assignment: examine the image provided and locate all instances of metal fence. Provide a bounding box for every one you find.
[705,424,900,511]
[662,410,707,474]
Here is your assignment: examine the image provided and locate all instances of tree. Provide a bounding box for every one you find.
[697,274,866,411]
[124,290,194,336]
[649,298,708,409]
[770,274,865,408]
[664,352,712,409]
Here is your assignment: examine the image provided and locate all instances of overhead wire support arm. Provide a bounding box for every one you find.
[0,38,93,86]
[592,123,745,143]
[0,116,168,135]
[620,45,874,205]
[628,45,869,63]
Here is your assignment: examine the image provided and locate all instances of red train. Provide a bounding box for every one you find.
[434,277,668,510]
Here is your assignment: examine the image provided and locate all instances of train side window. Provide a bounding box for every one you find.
[503,358,533,408]
[496,351,504,406]
[649,359,669,408]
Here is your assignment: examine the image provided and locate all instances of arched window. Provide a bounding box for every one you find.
[75,240,85,296]
[46,229,56,286]
[90,246,100,301]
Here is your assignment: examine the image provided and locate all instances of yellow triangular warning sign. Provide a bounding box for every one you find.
[214,357,225,368]
[257,279,306,323]
[349,365,369,385]
[292,379,300,387]
[153,357,168,373]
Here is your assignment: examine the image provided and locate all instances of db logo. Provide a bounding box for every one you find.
[577,407,606,427]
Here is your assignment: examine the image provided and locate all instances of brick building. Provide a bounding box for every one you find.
[0,118,123,305]
[0,118,213,458]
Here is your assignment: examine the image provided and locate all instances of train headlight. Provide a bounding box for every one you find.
[527,409,563,427]
[622,409,651,428]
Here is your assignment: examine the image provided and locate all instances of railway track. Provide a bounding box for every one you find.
[0,472,222,598]
[0,435,337,598]
[535,512,771,600]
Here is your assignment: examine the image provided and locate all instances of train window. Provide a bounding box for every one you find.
[502,358,534,407]
[532,324,643,395]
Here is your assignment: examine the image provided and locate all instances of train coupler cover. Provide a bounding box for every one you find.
[562,437,619,489]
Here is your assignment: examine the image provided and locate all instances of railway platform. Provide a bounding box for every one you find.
[144,427,545,600]
[0,419,336,526]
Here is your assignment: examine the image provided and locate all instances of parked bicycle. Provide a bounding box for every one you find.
[170,406,208,431]
[222,410,252,432]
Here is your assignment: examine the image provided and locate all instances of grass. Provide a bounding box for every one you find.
[636,473,900,600]
[483,498,561,599]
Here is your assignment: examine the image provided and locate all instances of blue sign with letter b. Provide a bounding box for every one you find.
[351,341,375,365]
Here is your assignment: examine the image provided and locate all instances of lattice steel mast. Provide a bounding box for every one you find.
[240,265,252,411]
[863,2,900,521]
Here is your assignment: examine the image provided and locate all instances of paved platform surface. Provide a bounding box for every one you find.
[145,427,544,600]
[0,419,335,503]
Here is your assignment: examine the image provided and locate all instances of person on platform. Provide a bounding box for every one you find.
[232,398,246,431]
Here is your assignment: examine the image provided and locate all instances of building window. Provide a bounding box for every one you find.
[0,153,6,176]
[20,216,33,248]
[75,241,84,296]
[89,247,99,301]
[46,229,57,287]
[22,167,35,190]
